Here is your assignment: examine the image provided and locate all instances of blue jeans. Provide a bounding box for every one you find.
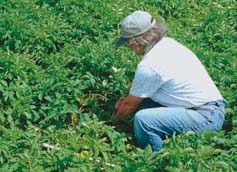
[134,99,226,152]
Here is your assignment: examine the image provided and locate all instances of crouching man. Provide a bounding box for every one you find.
[113,11,226,152]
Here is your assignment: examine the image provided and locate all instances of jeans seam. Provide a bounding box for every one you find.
[142,120,201,130]
[141,115,212,134]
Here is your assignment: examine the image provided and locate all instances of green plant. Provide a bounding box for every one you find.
[0,0,236,171]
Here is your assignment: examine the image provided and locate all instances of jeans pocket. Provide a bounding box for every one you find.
[186,109,212,132]
[197,108,214,122]
[199,109,224,131]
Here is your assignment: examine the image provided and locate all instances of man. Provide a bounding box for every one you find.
[114,11,226,152]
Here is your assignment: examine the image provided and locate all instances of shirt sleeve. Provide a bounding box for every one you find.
[129,65,162,98]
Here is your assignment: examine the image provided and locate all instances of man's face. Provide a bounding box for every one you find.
[128,40,145,56]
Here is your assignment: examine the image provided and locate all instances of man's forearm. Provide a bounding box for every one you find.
[114,101,137,123]
[113,95,143,124]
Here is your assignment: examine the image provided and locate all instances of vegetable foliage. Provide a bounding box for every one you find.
[0,0,236,171]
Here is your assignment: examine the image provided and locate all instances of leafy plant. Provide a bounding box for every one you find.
[0,0,236,171]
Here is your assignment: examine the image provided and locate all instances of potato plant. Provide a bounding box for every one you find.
[0,0,236,171]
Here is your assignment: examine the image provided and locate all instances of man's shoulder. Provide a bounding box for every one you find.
[142,37,177,60]
[136,64,154,73]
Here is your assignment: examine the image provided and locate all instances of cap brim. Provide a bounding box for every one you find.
[116,37,128,48]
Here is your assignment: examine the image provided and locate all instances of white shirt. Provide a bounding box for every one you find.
[130,37,223,108]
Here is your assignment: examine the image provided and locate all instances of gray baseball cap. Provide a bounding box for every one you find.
[116,11,156,48]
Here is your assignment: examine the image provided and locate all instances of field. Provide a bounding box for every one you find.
[0,0,237,171]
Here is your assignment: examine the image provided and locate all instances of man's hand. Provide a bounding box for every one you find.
[115,99,123,110]
[114,82,133,110]
[113,95,143,125]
